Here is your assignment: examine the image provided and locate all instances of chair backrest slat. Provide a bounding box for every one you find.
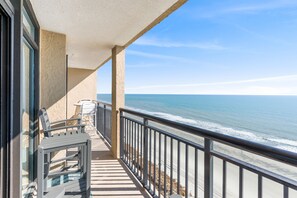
[80,101,97,115]
[38,108,52,137]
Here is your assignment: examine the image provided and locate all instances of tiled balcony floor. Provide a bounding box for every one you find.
[87,128,150,198]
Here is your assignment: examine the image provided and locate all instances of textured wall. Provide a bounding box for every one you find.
[40,30,67,123]
[67,68,97,118]
[111,46,125,158]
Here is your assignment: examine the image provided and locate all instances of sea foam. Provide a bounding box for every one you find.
[127,106,297,153]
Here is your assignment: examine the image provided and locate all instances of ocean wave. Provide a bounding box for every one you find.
[268,138,297,147]
[128,106,198,125]
[127,106,297,153]
[275,145,297,153]
[152,112,198,125]
[267,138,297,153]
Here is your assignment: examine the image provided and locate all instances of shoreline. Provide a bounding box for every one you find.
[98,94,297,154]
[124,125,297,198]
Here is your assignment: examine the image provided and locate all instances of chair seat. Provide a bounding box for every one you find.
[38,135,91,198]
[40,133,90,151]
[45,178,87,198]
[44,185,65,198]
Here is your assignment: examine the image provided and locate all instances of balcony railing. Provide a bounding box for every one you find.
[96,101,297,198]
[96,101,112,144]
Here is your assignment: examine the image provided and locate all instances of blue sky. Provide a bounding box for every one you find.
[97,0,297,95]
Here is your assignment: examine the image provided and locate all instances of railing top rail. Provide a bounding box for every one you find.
[96,100,112,107]
[120,107,297,167]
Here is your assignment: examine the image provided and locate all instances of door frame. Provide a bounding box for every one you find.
[22,0,40,186]
[0,0,14,197]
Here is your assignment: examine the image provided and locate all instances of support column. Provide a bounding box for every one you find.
[111,46,125,158]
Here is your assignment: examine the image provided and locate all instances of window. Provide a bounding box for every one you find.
[22,8,35,38]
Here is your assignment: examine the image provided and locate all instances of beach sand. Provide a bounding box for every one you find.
[123,116,297,198]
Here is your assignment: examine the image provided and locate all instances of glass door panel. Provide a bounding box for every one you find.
[21,40,34,193]
[21,3,38,196]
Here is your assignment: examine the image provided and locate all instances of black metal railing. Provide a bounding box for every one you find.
[96,101,112,144]
[119,108,297,198]
[95,101,297,198]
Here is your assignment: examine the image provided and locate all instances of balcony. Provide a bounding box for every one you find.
[88,128,150,197]
[37,101,297,197]
[91,101,297,198]
[7,1,297,197]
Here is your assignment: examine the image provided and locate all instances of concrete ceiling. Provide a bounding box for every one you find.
[30,0,185,70]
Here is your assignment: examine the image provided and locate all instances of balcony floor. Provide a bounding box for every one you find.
[87,128,150,198]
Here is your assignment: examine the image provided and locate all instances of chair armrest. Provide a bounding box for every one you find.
[50,117,82,125]
[44,124,85,133]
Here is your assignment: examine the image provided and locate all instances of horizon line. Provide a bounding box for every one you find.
[96,93,297,96]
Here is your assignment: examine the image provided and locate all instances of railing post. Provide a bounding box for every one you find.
[103,104,106,138]
[143,118,149,188]
[204,138,213,198]
[96,104,99,132]
[120,111,124,159]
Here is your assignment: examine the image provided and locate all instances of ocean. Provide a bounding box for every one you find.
[98,94,297,153]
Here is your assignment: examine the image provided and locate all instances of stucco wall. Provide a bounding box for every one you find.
[39,30,97,122]
[67,68,97,118]
[40,30,67,123]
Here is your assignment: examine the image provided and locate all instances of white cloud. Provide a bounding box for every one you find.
[126,74,297,95]
[224,1,297,13]
[126,63,160,68]
[231,24,291,46]
[191,0,297,19]
[127,75,297,89]
[126,50,196,63]
[134,37,226,50]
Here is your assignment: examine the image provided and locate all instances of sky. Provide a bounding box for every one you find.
[97,0,297,95]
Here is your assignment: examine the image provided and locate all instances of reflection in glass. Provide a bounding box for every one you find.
[21,40,34,194]
[22,9,35,38]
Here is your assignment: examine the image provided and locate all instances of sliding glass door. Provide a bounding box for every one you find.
[0,0,39,197]
[21,2,39,197]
